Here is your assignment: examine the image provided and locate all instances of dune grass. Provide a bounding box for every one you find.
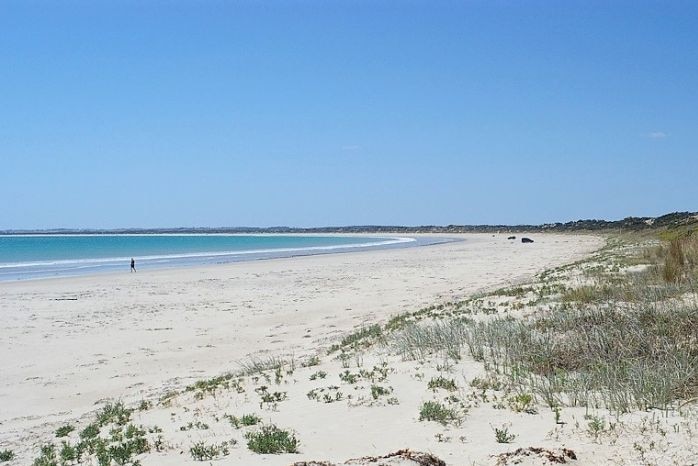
[388,230,698,415]
[390,319,471,361]
[661,234,698,283]
[461,301,697,413]
[328,324,384,353]
[461,233,698,413]
[238,355,294,376]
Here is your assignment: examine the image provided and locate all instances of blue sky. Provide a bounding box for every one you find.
[1,1,696,229]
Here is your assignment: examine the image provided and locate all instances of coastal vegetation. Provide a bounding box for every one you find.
[189,440,234,461]
[418,401,461,425]
[226,414,262,429]
[427,376,458,392]
[493,424,517,443]
[54,425,74,438]
[459,232,697,414]
[27,402,152,466]
[244,424,299,454]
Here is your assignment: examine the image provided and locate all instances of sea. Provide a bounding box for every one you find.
[0,234,442,281]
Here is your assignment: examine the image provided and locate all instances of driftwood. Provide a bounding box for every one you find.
[494,447,577,465]
[291,449,446,466]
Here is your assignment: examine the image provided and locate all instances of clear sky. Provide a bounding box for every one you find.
[1,1,696,229]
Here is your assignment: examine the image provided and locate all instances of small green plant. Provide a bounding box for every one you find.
[370,385,392,400]
[96,402,132,427]
[153,435,166,452]
[59,442,77,464]
[309,370,327,381]
[428,376,457,391]
[226,413,262,428]
[360,365,390,382]
[245,424,299,454]
[55,424,75,438]
[339,370,359,384]
[307,386,343,403]
[147,426,162,434]
[107,424,150,464]
[79,423,100,440]
[0,450,15,462]
[418,401,459,425]
[93,439,110,466]
[255,386,287,409]
[470,375,504,391]
[587,415,606,440]
[190,441,232,461]
[301,355,321,367]
[509,393,538,414]
[494,425,516,443]
[323,392,343,403]
[241,414,262,426]
[179,421,209,431]
[186,374,245,397]
[32,443,57,466]
[225,414,240,428]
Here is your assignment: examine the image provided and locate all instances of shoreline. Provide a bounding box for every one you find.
[0,234,453,283]
[0,233,603,455]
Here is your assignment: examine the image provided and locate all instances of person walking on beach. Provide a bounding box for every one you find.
[130,258,136,273]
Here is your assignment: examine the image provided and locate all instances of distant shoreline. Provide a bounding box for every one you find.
[0,234,453,282]
[1,210,695,235]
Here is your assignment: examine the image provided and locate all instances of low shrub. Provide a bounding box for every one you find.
[245,424,299,454]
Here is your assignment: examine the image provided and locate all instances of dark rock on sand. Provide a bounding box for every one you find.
[521,237,534,243]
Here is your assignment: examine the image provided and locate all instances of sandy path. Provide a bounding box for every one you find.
[0,233,602,443]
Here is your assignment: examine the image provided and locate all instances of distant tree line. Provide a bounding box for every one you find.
[2,211,696,235]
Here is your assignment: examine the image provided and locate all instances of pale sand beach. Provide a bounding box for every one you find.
[0,233,603,463]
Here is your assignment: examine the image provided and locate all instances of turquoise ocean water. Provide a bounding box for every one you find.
[0,234,423,281]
